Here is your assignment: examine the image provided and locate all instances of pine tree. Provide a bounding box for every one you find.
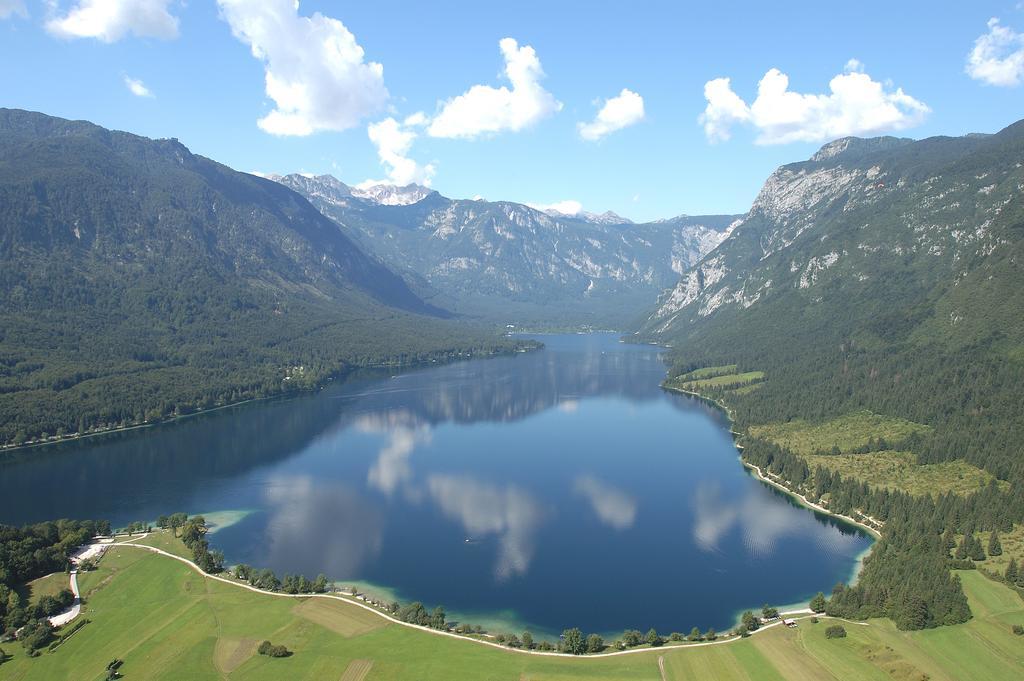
[970,534,986,561]
[1005,557,1018,584]
[954,534,969,560]
[987,531,1002,557]
[942,527,956,553]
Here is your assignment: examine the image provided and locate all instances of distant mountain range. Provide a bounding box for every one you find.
[274,173,738,326]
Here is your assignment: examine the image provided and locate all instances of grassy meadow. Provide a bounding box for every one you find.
[1,541,1023,680]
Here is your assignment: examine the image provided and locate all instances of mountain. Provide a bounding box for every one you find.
[351,182,437,206]
[275,173,739,326]
[643,128,1023,347]
[0,109,518,448]
[639,121,1024,633]
[640,120,1024,484]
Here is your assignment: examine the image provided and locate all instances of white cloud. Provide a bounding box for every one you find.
[123,76,153,98]
[527,199,582,216]
[359,113,435,187]
[577,88,645,141]
[0,0,27,20]
[427,37,561,139]
[966,18,1024,87]
[217,0,388,136]
[46,0,179,42]
[700,63,929,145]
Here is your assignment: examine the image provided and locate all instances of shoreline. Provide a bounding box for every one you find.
[90,537,866,659]
[661,383,881,540]
[0,344,537,457]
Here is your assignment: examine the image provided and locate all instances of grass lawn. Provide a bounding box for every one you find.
[749,410,931,456]
[805,451,996,497]
[673,371,765,390]
[675,365,738,381]
[18,571,70,607]
[1,543,1022,680]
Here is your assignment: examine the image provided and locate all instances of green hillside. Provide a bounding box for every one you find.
[0,110,521,449]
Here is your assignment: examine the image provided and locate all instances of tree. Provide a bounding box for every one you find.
[954,533,970,560]
[622,629,642,647]
[970,535,986,561]
[942,527,956,553]
[689,626,702,641]
[312,574,328,593]
[741,611,759,632]
[430,605,446,630]
[586,633,604,653]
[988,531,1003,557]
[506,634,521,648]
[810,592,827,613]
[645,628,662,647]
[521,631,533,649]
[234,564,252,581]
[1006,558,1019,584]
[762,604,779,620]
[562,628,585,655]
[704,627,717,641]
[825,625,847,639]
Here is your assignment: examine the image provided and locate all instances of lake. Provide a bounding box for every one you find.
[0,333,871,637]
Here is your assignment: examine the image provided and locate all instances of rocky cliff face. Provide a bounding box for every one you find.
[275,173,739,325]
[643,127,1023,343]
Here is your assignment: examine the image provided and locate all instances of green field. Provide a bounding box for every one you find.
[804,451,996,497]
[749,410,931,456]
[675,365,738,381]
[1,543,1023,680]
[19,572,70,608]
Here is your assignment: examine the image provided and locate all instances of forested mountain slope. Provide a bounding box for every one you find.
[0,109,518,448]
[642,121,1024,630]
[276,173,739,327]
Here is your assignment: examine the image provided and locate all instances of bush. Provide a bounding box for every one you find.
[825,625,847,639]
[257,640,291,657]
[1012,624,1024,636]
[18,619,54,652]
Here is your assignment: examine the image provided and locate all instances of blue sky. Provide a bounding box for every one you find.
[2,1,1023,221]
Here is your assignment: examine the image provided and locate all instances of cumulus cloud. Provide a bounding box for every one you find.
[46,0,179,42]
[359,113,435,187]
[700,62,929,145]
[966,18,1024,87]
[217,0,388,136]
[123,76,153,98]
[0,1,27,20]
[527,199,582,216]
[577,88,645,141]
[427,37,562,139]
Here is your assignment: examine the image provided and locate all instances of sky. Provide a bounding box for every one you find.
[2,1,1024,222]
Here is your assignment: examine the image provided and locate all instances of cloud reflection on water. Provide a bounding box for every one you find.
[358,410,432,496]
[692,480,816,557]
[573,474,638,530]
[426,474,545,581]
[263,475,384,577]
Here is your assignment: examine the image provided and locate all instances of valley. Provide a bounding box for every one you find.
[2,80,1024,681]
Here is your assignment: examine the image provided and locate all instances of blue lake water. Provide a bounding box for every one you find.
[0,333,870,637]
